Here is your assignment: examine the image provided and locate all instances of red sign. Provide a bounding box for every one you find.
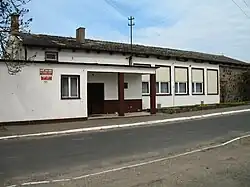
[40,69,53,81]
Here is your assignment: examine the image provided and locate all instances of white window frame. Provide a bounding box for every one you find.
[142,81,171,95]
[159,82,170,94]
[61,75,80,99]
[142,82,149,94]
[192,82,203,94]
[175,82,188,95]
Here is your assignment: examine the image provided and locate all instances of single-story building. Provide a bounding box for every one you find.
[0,15,249,124]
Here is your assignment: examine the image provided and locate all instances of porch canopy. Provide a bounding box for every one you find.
[85,63,158,116]
[85,63,156,74]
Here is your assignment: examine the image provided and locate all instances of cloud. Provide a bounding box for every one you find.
[26,0,250,61]
[133,0,250,61]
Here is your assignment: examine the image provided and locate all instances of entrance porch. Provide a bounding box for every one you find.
[86,65,157,117]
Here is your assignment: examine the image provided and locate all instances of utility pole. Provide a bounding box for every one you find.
[128,16,135,66]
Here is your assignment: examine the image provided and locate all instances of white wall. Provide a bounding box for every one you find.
[27,48,130,66]
[140,58,220,109]
[87,72,142,100]
[26,47,220,109]
[0,63,88,123]
[124,74,142,99]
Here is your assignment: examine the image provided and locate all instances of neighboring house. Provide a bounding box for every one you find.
[0,15,249,124]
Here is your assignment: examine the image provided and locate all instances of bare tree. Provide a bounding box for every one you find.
[0,0,34,75]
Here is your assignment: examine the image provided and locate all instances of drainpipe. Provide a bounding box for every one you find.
[172,62,175,107]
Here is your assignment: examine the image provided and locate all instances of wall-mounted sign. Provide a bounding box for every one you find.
[40,69,53,81]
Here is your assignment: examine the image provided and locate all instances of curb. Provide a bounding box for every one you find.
[1,108,250,140]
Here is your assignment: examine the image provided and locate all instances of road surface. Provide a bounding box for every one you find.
[1,112,250,186]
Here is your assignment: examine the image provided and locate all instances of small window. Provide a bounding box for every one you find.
[61,75,80,99]
[156,82,160,93]
[161,82,170,94]
[124,82,128,89]
[142,82,149,94]
[192,82,203,94]
[175,82,187,94]
[45,51,58,61]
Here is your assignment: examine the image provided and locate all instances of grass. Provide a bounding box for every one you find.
[157,101,250,114]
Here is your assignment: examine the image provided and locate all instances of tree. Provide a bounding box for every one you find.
[0,0,33,75]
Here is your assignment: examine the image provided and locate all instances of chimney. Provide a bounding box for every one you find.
[10,13,20,33]
[76,27,85,43]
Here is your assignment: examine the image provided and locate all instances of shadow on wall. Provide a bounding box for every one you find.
[240,71,250,101]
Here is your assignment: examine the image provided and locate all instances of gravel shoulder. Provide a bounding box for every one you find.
[39,136,250,187]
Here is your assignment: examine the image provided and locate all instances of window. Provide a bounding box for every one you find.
[192,68,204,95]
[207,69,219,95]
[45,51,58,61]
[175,82,187,94]
[192,82,203,94]
[142,82,149,94]
[161,82,170,94]
[61,75,80,99]
[124,82,128,89]
[175,67,188,95]
[156,82,160,93]
[156,66,171,95]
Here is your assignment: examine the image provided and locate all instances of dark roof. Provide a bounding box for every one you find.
[18,32,248,66]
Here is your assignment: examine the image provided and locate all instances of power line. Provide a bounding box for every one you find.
[243,0,249,8]
[103,0,127,18]
[231,0,250,18]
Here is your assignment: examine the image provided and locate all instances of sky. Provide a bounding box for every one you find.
[25,0,250,62]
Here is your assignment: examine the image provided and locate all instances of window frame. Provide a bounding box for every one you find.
[45,51,58,61]
[61,75,80,100]
[207,69,219,95]
[174,66,189,95]
[142,81,149,95]
[191,68,205,95]
[142,81,171,96]
[175,82,188,95]
[158,81,171,95]
[156,82,160,94]
[192,82,204,94]
[155,65,172,96]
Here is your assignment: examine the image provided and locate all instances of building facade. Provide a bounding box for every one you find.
[0,15,248,124]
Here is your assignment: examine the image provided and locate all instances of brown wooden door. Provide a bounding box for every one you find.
[87,83,104,115]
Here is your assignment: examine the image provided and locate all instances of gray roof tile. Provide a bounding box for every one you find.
[18,32,248,66]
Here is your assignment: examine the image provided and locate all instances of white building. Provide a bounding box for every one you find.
[0,15,241,124]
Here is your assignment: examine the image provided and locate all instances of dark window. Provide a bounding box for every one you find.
[124,82,128,89]
[45,51,58,61]
[142,82,149,94]
[192,82,203,94]
[156,82,160,93]
[161,82,170,94]
[175,82,187,94]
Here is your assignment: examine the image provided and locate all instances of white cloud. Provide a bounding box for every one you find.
[132,0,250,61]
[27,0,250,62]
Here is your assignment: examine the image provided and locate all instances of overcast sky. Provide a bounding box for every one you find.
[26,0,250,62]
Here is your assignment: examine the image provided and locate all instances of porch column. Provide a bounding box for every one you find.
[118,72,125,116]
[150,74,156,114]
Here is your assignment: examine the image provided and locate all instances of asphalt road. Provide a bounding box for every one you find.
[1,112,250,186]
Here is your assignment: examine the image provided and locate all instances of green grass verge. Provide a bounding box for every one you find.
[158,101,250,114]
